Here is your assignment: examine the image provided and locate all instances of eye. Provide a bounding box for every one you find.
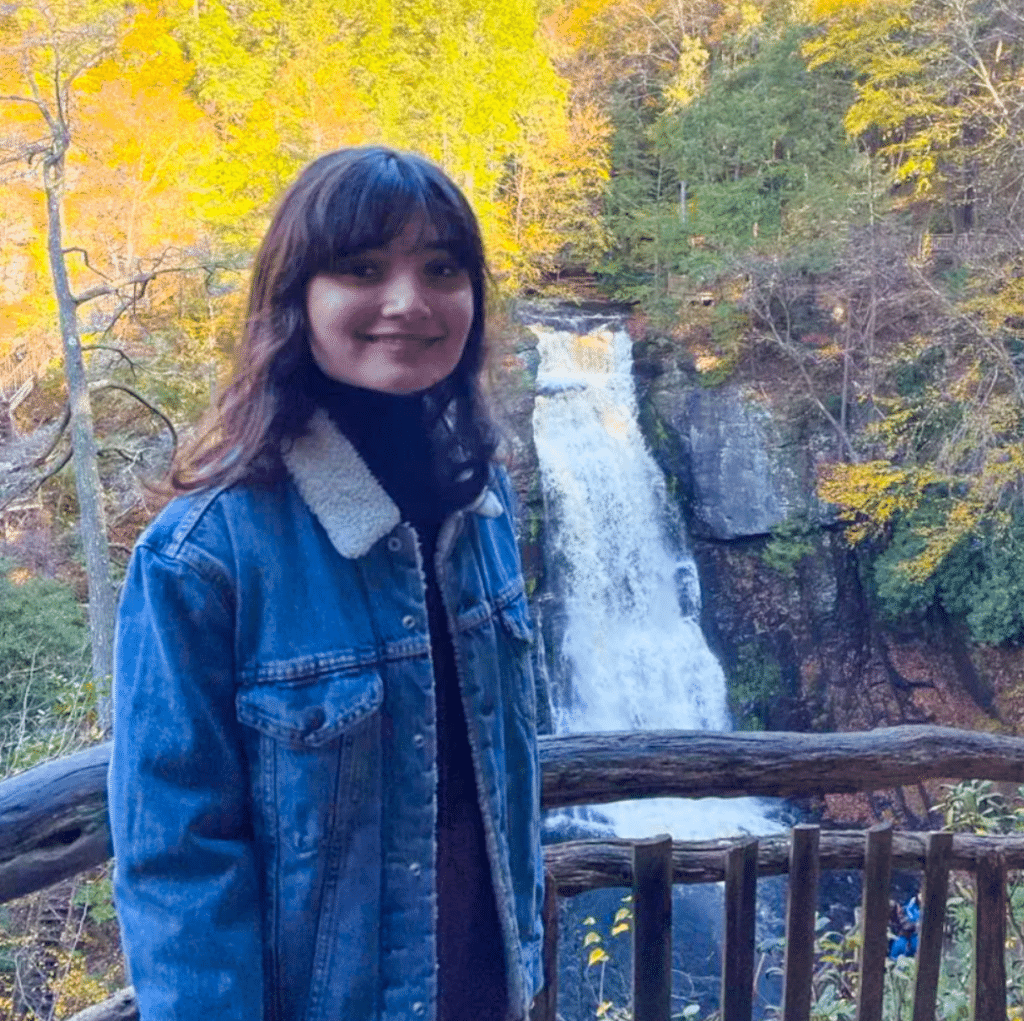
[335,258,381,280]
[425,258,467,280]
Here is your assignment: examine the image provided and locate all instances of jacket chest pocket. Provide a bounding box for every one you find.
[494,591,538,726]
[236,669,384,855]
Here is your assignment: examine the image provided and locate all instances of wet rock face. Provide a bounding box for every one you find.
[490,322,544,587]
[632,337,890,735]
[651,379,831,542]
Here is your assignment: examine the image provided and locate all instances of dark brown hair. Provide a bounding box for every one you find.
[170,146,495,493]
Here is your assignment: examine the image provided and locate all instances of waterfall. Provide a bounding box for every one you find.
[525,305,775,840]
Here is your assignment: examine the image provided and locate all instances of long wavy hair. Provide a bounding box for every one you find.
[169,146,496,494]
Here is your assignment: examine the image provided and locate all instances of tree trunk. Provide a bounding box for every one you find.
[43,148,115,730]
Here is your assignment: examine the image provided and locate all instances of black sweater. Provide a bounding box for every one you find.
[314,375,508,1021]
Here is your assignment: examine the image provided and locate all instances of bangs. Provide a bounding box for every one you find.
[305,151,481,274]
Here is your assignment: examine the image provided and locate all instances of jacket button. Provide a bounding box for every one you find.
[302,708,326,735]
[387,535,402,553]
[402,615,416,630]
[412,733,425,748]
[412,1004,425,1016]
[409,861,421,876]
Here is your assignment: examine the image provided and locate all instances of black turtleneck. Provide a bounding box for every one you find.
[311,372,509,1021]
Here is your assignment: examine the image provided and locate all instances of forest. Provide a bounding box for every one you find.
[2,0,1024,1016]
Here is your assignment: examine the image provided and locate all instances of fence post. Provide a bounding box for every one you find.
[974,851,1007,1021]
[912,831,952,1021]
[530,870,559,1021]
[722,838,758,1021]
[633,834,673,1021]
[856,823,892,1021]
[781,824,820,1021]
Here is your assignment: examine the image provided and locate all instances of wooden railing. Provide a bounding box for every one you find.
[4,725,1024,1020]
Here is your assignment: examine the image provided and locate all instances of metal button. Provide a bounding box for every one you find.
[301,707,326,736]
[409,861,421,876]
[387,535,402,553]
[402,614,416,630]
[412,733,425,748]
[412,1004,425,1016]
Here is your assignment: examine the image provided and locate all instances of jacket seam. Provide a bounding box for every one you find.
[134,543,234,618]
[164,485,230,557]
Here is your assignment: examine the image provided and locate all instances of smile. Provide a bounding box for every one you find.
[362,334,441,345]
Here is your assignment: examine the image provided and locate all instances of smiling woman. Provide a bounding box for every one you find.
[107,147,545,1021]
[305,218,475,395]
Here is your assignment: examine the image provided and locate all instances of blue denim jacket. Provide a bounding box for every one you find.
[108,409,544,1021]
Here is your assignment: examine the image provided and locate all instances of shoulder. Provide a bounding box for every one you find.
[133,478,290,565]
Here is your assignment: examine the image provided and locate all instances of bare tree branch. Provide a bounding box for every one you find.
[31,446,73,489]
[98,446,141,464]
[31,403,70,468]
[81,344,140,377]
[73,263,214,306]
[0,446,73,511]
[63,247,110,280]
[89,380,177,453]
[0,93,43,107]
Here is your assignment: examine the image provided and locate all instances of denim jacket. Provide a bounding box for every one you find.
[108,409,545,1021]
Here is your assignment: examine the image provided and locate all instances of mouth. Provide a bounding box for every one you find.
[362,333,441,345]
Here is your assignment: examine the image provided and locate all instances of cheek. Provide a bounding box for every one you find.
[449,291,475,342]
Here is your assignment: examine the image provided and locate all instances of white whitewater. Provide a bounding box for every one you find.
[529,311,775,840]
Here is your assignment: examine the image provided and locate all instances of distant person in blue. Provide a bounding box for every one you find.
[108,147,545,1021]
[888,895,920,959]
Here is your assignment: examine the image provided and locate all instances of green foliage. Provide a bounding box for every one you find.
[870,516,941,624]
[869,508,1024,645]
[936,524,1024,646]
[762,516,817,578]
[72,876,117,925]
[728,642,784,731]
[0,569,88,702]
[938,779,1024,835]
[656,32,855,263]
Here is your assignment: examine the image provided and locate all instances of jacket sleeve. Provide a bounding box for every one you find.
[108,543,263,1020]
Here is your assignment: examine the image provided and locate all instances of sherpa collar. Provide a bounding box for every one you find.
[281,408,503,560]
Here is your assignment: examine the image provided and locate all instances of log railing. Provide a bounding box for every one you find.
[3,725,1024,1020]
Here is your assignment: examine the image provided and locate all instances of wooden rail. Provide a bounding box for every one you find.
[2,725,1023,1020]
[539,724,1024,807]
[11,725,1024,904]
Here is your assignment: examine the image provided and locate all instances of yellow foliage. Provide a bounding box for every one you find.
[664,35,710,111]
[52,949,117,1018]
[817,462,939,544]
[901,498,983,583]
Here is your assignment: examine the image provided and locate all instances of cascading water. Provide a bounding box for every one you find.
[525,304,775,839]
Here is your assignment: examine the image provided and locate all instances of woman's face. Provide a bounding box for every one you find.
[305,216,475,396]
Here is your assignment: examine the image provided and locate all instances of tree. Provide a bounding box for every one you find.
[804,0,1024,608]
[0,0,217,725]
[183,0,597,285]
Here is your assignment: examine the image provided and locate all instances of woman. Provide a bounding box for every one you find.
[108,147,545,1021]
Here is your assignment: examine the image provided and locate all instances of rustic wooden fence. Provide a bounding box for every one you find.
[4,724,1024,1020]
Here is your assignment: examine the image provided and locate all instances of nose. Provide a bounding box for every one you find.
[380,270,430,318]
